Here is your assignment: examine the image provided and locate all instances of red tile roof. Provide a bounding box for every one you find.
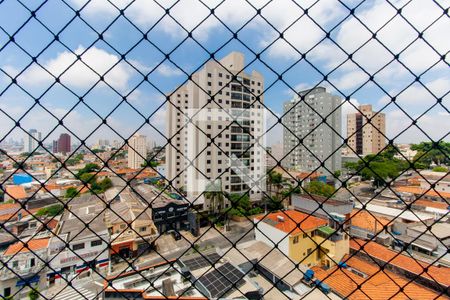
[395,186,450,199]
[256,210,327,234]
[350,239,450,287]
[4,238,49,256]
[413,199,448,210]
[349,209,391,233]
[5,185,28,200]
[313,255,445,299]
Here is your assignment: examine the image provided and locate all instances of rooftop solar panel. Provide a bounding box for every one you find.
[197,262,246,299]
[182,252,221,271]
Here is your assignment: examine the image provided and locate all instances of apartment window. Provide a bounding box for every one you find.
[226,74,230,79]
[91,240,102,247]
[219,73,223,77]
[206,168,211,173]
[120,224,126,229]
[218,125,222,129]
[219,82,223,86]
[207,160,211,163]
[12,261,18,268]
[293,236,299,244]
[207,81,212,86]
[207,73,212,77]
[207,125,212,129]
[307,248,312,255]
[139,226,147,232]
[30,258,35,267]
[72,243,85,251]
[4,288,11,297]
[303,233,307,238]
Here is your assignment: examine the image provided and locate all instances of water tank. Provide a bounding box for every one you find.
[304,269,314,282]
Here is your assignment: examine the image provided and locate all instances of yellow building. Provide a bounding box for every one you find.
[255,210,349,268]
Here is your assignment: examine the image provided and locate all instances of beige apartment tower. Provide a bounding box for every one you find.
[128,134,147,169]
[347,104,386,156]
[166,52,266,211]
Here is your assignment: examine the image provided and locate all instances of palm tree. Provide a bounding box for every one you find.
[204,179,224,215]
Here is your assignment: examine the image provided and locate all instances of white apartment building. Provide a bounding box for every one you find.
[24,129,41,153]
[282,87,342,175]
[128,133,147,169]
[166,52,266,210]
[347,104,386,156]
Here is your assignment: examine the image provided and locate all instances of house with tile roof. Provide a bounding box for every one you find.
[0,238,49,299]
[312,253,446,299]
[348,209,393,245]
[254,210,350,268]
[350,239,450,294]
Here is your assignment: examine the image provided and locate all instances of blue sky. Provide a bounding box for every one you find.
[0,0,449,147]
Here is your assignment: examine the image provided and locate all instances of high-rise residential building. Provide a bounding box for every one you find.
[128,134,147,169]
[347,104,386,156]
[57,133,71,154]
[52,140,58,153]
[166,52,265,211]
[282,87,342,175]
[24,129,42,153]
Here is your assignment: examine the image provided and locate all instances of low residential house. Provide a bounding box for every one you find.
[292,194,353,224]
[312,253,445,299]
[255,210,349,268]
[105,188,158,259]
[350,239,450,295]
[354,203,435,235]
[348,209,393,245]
[135,184,189,234]
[394,222,450,266]
[0,238,49,299]
[4,185,28,202]
[47,195,109,285]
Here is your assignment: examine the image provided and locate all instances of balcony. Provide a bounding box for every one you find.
[0,263,45,281]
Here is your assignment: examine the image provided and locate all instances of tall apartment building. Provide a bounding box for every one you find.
[166,52,265,211]
[24,128,41,153]
[128,133,147,169]
[57,133,71,154]
[282,87,342,175]
[347,104,386,156]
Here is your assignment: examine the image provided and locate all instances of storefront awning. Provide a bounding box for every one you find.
[16,275,40,287]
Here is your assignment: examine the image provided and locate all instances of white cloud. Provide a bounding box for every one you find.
[386,109,450,143]
[3,46,136,91]
[378,77,450,108]
[156,64,183,77]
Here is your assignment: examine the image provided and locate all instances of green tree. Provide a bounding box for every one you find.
[13,162,27,169]
[36,204,64,217]
[98,178,113,191]
[28,287,39,300]
[411,141,450,167]
[79,173,96,184]
[75,163,100,178]
[65,187,79,198]
[304,181,335,198]
[204,180,225,214]
[267,171,283,197]
[432,166,448,172]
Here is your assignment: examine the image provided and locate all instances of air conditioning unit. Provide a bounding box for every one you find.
[277,216,284,222]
